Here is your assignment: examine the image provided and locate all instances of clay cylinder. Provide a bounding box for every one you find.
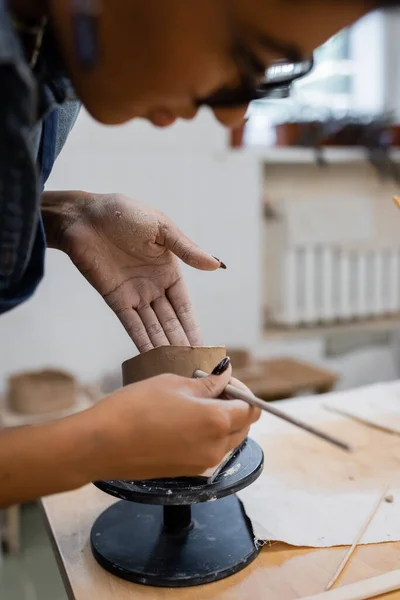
[7,369,77,415]
[122,346,226,385]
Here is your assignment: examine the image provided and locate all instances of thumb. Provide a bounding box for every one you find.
[191,358,232,398]
[162,221,226,271]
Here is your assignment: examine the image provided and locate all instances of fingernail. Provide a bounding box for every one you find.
[212,256,227,270]
[212,357,231,376]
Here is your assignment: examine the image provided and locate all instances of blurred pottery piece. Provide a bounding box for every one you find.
[7,369,77,415]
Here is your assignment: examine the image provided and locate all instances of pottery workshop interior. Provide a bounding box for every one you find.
[4,3,400,600]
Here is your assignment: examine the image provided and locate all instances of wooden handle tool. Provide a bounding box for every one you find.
[325,486,389,590]
[194,370,351,452]
[301,569,400,600]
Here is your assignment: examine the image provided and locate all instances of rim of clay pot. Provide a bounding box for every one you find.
[122,345,226,367]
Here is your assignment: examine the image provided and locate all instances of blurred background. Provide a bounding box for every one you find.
[2,6,400,600]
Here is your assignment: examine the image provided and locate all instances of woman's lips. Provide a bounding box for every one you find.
[148,110,177,128]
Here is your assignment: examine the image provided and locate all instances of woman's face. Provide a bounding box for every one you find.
[50,0,369,127]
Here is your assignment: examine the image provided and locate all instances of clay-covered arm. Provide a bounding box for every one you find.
[0,411,95,507]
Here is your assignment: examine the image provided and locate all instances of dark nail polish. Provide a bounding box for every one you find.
[212,256,227,270]
[212,357,231,376]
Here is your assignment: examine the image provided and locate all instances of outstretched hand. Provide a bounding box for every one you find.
[59,193,225,351]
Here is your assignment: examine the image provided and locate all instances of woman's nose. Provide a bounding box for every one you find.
[211,106,248,127]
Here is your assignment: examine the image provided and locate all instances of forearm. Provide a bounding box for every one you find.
[0,411,96,508]
[41,190,92,250]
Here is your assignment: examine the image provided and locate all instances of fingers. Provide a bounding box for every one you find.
[196,427,249,476]
[167,279,203,346]
[137,304,172,347]
[151,296,190,346]
[225,427,251,453]
[115,287,199,351]
[163,223,222,271]
[191,361,233,399]
[215,399,260,432]
[116,308,153,353]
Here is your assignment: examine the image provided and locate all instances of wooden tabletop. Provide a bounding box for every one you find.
[41,382,400,600]
[42,484,400,600]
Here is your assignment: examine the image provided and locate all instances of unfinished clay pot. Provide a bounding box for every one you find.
[122,346,226,385]
[7,369,77,415]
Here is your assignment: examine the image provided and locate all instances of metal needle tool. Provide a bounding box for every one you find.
[194,369,351,452]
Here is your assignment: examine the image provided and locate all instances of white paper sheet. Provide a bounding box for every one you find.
[238,382,400,547]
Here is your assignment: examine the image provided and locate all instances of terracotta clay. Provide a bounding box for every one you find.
[7,369,77,415]
[122,346,226,385]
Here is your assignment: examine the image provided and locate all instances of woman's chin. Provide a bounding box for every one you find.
[147,111,177,128]
[80,99,178,128]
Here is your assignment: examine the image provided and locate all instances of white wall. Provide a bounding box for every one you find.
[0,110,263,391]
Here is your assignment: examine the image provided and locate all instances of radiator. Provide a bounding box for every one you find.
[271,246,400,326]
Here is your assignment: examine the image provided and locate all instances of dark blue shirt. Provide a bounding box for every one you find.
[0,1,80,314]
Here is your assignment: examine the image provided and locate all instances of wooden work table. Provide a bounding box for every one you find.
[42,386,400,600]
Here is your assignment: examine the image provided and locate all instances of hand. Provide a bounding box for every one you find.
[0,360,260,506]
[41,191,225,352]
[84,362,260,481]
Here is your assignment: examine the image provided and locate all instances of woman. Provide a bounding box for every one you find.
[0,0,393,507]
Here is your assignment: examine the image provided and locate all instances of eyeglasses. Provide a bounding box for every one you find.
[196,30,315,109]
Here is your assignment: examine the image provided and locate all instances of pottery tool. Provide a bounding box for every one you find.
[194,369,351,452]
[324,404,400,436]
[301,569,400,600]
[325,486,389,591]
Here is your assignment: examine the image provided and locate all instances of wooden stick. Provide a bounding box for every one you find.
[325,486,389,591]
[324,404,400,436]
[393,195,400,210]
[194,370,351,452]
[301,569,400,600]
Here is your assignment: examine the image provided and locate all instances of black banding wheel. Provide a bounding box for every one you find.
[91,438,264,587]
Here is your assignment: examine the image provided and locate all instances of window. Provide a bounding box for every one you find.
[294,30,352,110]
[244,12,387,147]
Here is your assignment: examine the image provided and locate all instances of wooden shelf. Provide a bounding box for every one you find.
[233,357,337,400]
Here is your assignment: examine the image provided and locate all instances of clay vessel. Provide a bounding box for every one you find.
[122,346,226,385]
[7,369,76,415]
